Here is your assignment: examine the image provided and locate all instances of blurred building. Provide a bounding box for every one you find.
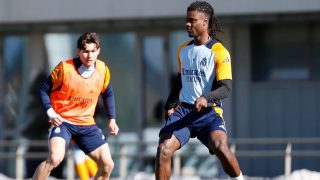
[0,0,320,178]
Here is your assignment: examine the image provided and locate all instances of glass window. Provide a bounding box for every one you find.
[99,33,138,130]
[251,23,320,81]
[168,30,190,95]
[44,33,74,71]
[142,35,167,126]
[3,36,27,129]
[169,30,190,73]
[310,24,320,80]
[139,31,190,127]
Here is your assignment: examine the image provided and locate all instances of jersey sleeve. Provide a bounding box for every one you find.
[101,65,115,119]
[39,62,64,110]
[177,46,182,73]
[213,43,232,81]
[39,77,53,110]
[50,61,64,91]
[177,41,191,73]
[102,65,111,92]
[102,84,116,119]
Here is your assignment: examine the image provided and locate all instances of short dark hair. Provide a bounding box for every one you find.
[187,1,221,39]
[77,32,101,50]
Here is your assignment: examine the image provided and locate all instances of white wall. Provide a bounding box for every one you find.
[0,0,319,24]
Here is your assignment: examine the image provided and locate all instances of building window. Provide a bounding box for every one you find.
[169,30,190,73]
[3,36,27,130]
[142,35,167,126]
[251,23,320,81]
[99,32,138,130]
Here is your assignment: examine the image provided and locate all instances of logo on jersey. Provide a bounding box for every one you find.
[199,58,207,67]
[223,57,231,63]
[182,68,206,83]
[69,96,93,108]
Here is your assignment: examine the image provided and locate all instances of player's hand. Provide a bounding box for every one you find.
[108,119,119,136]
[46,108,64,126]
[165,108,175,120]
[195,96,208,112]
[50,115,64,127]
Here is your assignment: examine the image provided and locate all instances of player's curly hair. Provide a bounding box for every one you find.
[77,32,101,50]
[187,1,222,39]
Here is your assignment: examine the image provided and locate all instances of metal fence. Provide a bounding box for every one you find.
[1,138,320,180]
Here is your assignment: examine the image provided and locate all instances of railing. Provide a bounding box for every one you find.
[1,138,320,179]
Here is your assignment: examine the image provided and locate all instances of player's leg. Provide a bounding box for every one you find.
[85,155,98,177]
[77,125,113,180]
[33,136,66,180]
[156,104,193,180]
[155,133,180,180]
[73,146,90,180]
[195,108,243,180]
[208,130,243,179]
[88,143,114,180]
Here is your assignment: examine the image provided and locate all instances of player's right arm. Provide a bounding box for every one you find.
[163,43,186,119]
[39,62,64,126]
[164,73,182,119]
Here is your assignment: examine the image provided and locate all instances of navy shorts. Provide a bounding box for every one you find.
[159,103,227,153]
[49,122,106,154]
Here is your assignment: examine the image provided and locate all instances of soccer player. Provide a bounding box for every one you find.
[33,32,119,180]
[155,1,244,180]
[72,143,98,180]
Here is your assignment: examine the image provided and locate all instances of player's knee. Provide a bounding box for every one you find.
[157,143,174,161]
[102,159,114,174]
[209,139,229,155]
[46,156,63,169]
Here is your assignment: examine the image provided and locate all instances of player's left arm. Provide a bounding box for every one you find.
[202,44,232,102]
[101,65,119,135]
[101,84,116,120]
[201,79,232,102]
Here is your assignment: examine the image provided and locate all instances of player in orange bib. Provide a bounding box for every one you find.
[33,32,119,180]
[71,141,98,180]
